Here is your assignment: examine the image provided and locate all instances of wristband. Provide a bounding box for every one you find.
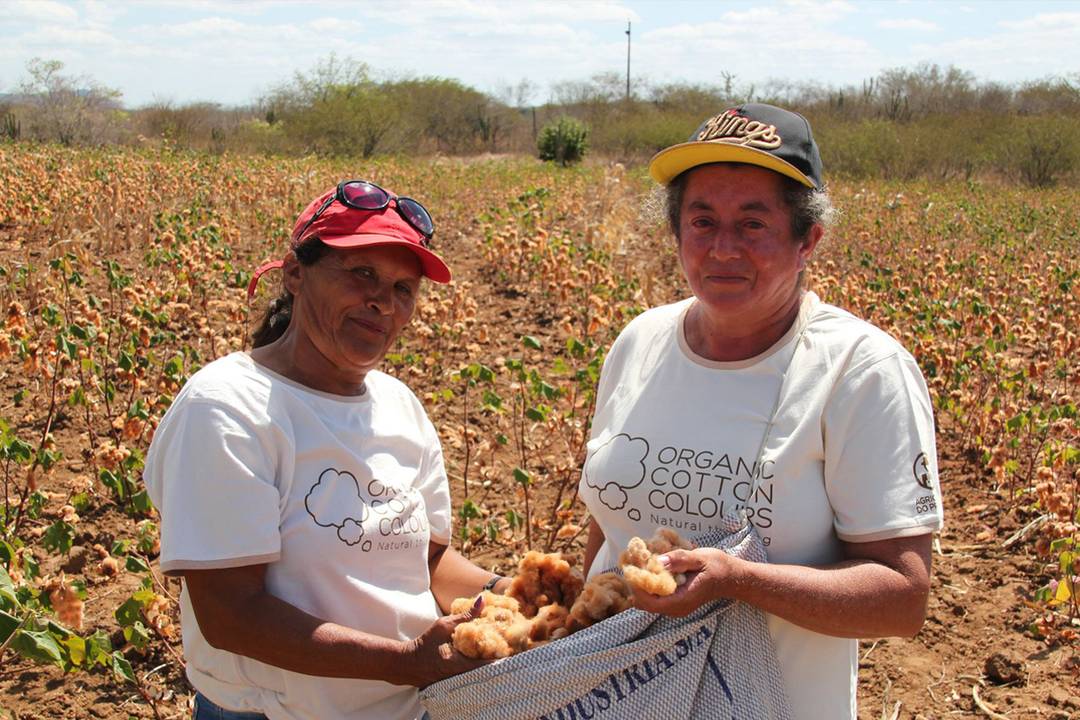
[482,575,502,593]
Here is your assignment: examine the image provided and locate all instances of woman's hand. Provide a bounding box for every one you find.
[632,535,933,638]
[629,548,747,617]
[401,596,490,686]
[184,564,493,685]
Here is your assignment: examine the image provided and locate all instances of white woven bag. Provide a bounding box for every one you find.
[420,516,791,720]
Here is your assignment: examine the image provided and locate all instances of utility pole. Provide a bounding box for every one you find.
[625,21,631,101]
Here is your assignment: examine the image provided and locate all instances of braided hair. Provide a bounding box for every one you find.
[250,239,331,348]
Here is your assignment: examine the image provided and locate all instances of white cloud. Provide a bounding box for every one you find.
[79,0,126,26]
[645,0,861,48]
[878,18,940,32]
[362,0,640,26]
[641,1,872,86]
[308,17,360,34]
[143,16,254,37]
[6,0,79,24]
[909,11,1080,77]
[18,25,118,46]
[2,0,1077,107]
[999,11,1080,32]
[143,0,268,15]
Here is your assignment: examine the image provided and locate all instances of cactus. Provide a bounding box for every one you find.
[537,116,588,167]
[1,112,20,141]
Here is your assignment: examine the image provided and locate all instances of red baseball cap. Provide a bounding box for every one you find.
[247,185,452,300]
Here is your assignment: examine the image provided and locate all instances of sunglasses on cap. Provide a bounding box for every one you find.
[294,179,435,246]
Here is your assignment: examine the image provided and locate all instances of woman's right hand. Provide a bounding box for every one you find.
[401,596,489,687]
[630,548,748,618]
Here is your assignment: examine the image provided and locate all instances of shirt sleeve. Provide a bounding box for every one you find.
[415,413,452,545]
[144,399,283,575]
[823,351,944,542]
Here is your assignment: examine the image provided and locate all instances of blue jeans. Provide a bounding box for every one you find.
[192,690,431,720]
[193,691,268,720]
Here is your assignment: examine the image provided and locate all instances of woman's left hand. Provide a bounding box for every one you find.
[633,535,933,638]
[629,548,746,617]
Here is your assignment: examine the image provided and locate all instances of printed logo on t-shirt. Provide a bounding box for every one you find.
[584,433,776,545]
[586,434,650,521]
[911,452,937,515]
[912,452,932,489]
[304,467,429,552]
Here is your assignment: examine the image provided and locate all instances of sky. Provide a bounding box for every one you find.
[2,0,1079,108]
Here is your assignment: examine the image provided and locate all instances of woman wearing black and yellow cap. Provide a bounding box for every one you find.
[580,105,943,719]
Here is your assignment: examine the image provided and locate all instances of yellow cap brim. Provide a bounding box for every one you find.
[648,141,815,188]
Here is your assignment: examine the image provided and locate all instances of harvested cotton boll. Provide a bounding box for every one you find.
[622,563,677,596]
[529,603,570,642]
[645,528,694,586]
[451,596,533,659]
[506,551,584,618]
[501,616,533,653]
[565,572,634,633]
[646,528,693,554]
[453,621,516,659]
[620,532,684,596]
[449,590,520,615]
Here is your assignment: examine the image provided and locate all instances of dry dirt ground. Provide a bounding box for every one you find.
[1,191,1077,720]
[854,444,1078,719]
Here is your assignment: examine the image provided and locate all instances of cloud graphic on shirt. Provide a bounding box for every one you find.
[305,468,370,531]
[598,483,629,511]
[338,519,364,546]
[584,434,649,490]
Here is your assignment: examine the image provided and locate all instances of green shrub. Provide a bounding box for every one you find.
[537,116,589,166]
[814,113,1011,182]
[231,119,287,156]
[591,111,699,158]
[815,118,903,179]
[1006,115,1079,187]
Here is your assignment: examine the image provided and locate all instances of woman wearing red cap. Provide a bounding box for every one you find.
[144,181,507,720]
[580,105,943,719]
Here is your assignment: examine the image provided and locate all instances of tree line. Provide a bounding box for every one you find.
[3,57,1079,186]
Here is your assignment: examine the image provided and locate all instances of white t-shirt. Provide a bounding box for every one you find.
[143,352,452,720]
[580,292,943,720]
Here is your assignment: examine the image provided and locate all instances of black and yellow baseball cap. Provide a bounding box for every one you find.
[649,103,823,188]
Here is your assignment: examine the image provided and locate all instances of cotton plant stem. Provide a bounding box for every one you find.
[972,685,1011,720]
[0,611,32,668]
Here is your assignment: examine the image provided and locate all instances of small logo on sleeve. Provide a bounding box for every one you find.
[912,452,932,489]
[912,452,937,515]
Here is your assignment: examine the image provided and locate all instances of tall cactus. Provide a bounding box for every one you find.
[1,112,20,141]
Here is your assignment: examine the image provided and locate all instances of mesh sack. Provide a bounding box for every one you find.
[421,515,790,720]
